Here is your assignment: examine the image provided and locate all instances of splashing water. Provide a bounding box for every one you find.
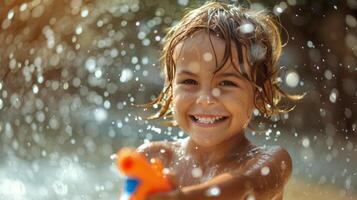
[203,52,213,62]
[206,186,221,197]
[260,166,270,176]
[211,88,221,97]
[191,167,203,178]
[0,1,356,200]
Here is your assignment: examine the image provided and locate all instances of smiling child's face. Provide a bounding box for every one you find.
[171,31,255,147]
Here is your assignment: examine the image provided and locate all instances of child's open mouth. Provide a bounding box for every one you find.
[189,115,229,127]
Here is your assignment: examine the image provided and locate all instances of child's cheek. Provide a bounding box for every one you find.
[173,90,195,106]
[172,92,192,128]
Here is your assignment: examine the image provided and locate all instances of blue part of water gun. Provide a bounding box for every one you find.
[124,177,140,194]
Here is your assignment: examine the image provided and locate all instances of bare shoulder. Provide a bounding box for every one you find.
[260,145,292,167]
[136,140,177,166]
[247,145,291,160]
[243,144,292,177]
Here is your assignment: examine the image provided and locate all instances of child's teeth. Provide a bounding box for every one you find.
[195,116,223,124]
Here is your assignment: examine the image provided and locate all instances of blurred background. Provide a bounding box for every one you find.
[0,0,356,199]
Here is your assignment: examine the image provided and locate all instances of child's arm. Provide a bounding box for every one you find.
[149,146,292,200]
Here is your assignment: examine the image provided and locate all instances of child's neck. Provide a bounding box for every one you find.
[185,133,249,166]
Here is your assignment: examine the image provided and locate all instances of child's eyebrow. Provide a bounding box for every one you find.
[177,70,197,76]
[177,70,245,81]
[216,72,245,80]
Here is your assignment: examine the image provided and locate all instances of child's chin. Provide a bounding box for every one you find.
[191,135,226,147]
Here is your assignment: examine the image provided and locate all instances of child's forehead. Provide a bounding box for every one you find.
[174,31,247,61]
[174,31,232,58]
[173,30,249,75]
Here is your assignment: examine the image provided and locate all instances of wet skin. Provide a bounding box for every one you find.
[137,31,292,200]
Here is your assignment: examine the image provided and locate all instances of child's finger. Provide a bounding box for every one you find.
[163,169,179,189]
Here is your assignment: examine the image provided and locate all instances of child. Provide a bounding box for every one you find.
[136,1,302,199]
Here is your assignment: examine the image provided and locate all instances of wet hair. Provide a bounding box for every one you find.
[140,1,303,123]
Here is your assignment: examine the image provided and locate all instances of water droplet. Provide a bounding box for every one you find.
[7,10,15,20]
[250,42,267,61]
[120,68,133,83]
[33,85,39,94]
[203,52,213,62]
[329,89,338,103]
[274,6,284,14]
[178,0,189,6]
[206,186,221,197]
[150,126,162,134]
[253,109,260,116]
[104,100,111,109]
[81,9,89,17]
[260,166,270,176]
[131,56,139,64]
[324,70,332,80]
[285,71,299,88]
[238,23,254,35]
[35,111,46,122]
[346,15,357,28]
[94,108,107,122]
[137,32,146,40]
[155,35,161,41]
[149,158,156,164]
[85,57,96,72]
[49,54,60,66]
[110,153,117,160]
[94,69,102,78]
[49,116,60,130]
[211,88,221,97]
[20,3,28,12]
[302,137,310,148]
[307,41,315,48]
[246,194,256,200]
[75,26,83,35]
[191,167,203,178]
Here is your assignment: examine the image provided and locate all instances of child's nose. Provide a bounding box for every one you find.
[196,89,217,105]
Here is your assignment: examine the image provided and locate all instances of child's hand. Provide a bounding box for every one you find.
[147,170,184,200]
[163,170,179,189]
[147,189,184,200]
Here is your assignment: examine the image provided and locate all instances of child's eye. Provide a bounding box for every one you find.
[219,80,238,87]
[181,79,198,85]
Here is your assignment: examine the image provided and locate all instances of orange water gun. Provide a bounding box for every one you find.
[116,148,172,200]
